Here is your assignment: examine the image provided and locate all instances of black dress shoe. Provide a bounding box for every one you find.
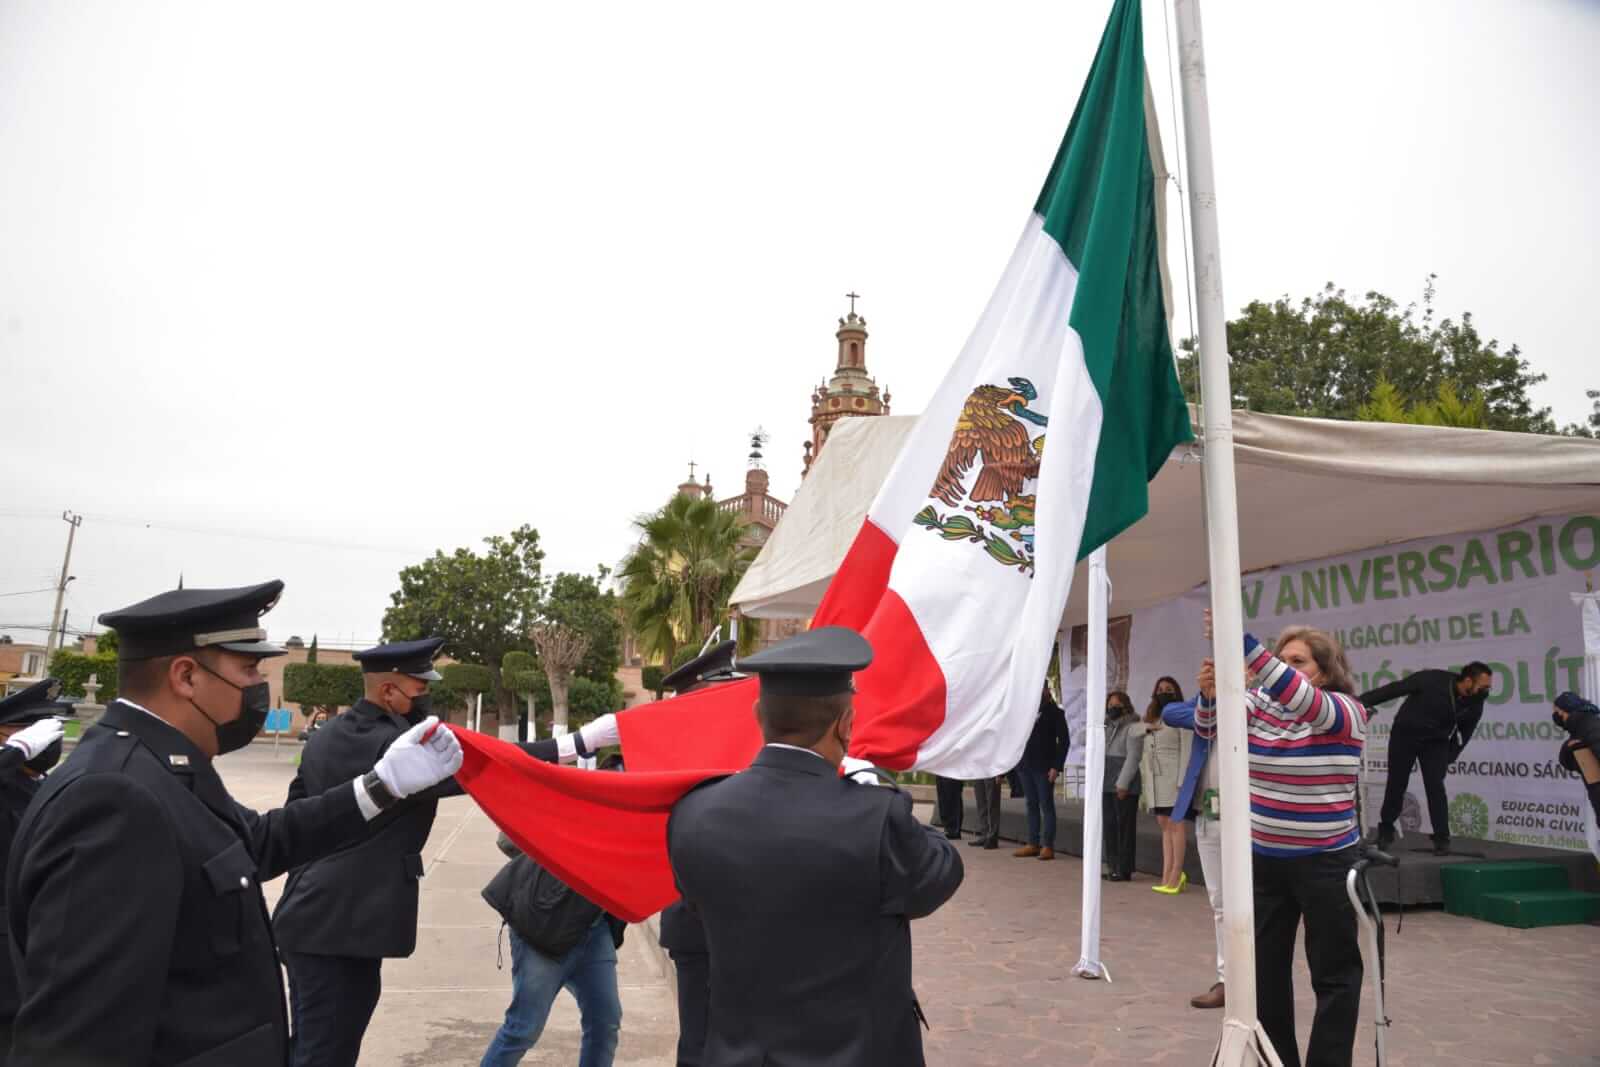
[944,830,961,839]
[1432,841,1452,856]
[1106,872,1128,882]
[982,839,999,850]
[967,837,989,847]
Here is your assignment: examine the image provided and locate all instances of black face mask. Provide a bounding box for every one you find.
[190,660,272,755]
[25,737,62,775]
[401,690,433,726]
[1155,691,1178,706]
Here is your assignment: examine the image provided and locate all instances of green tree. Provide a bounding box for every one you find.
[435,662,496,718]
[282,663,362,720]
[1560,390,1600,438]
[49,648,118,703]
[1177,278,1552,433]
[501,650,544,733]
[567,676,623,720]
[543,570,623,684]
[618,494,757,666]
[306,634,319,664]
[383,525,545,715]
[1355,375,1488,428]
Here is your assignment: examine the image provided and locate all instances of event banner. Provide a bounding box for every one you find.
[1127,513,1600,852]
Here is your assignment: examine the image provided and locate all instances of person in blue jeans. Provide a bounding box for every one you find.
[1013,683,1070,860]
[481,917,622,1067]
[480,830,625,1067]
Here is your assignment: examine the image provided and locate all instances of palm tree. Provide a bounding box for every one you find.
[619,493,758,666]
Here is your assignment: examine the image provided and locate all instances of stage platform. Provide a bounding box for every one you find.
[952,794,1600,909]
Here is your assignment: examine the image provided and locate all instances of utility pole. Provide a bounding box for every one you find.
[46,511,83,667]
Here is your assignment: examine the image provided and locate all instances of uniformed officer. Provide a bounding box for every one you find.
[273,637,618,1067]
[666,628,964,1067]
[4,582,464,1067]
[656,640,742,1067]
[0,680,69,1061]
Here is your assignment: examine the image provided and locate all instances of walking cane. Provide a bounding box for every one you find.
[1345,846,1399,1066]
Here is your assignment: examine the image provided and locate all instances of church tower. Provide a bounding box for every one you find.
[803,292,891,478]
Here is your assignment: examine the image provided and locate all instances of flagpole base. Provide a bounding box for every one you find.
[1071,958,1111,982]
[1210,1018,1285,1067]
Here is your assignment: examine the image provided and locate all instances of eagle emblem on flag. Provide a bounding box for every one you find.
[914,376,1048,574]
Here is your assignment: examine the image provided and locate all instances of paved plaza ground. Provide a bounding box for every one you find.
[223,743,1599,1066]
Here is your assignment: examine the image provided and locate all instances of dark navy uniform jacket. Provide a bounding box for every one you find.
[0,746,39,1058]
[5,700,367,1067]
[272,699,458,959]
[274,700,560,959]
[668,745,963,1067]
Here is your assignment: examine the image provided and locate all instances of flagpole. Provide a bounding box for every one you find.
[1171,1,1280,1064]
[1071,547,1110,980]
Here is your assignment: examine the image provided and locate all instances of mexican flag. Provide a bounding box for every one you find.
[456,0,1192,919]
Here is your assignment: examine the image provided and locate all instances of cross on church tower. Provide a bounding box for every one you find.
[845,291,860,316]
[687,459,697,480]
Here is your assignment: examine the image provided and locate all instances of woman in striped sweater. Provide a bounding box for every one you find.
[1196,624,1367,1067]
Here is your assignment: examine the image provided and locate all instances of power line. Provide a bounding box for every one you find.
[0,588,57,599]
[0,508,433,557]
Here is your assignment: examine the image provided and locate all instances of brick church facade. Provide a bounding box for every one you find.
[624,297,891,662]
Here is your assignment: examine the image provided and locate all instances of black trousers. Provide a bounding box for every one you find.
[1254,847,1364,1067]
[285,952,383,1067]
[1380,733,1452,843]
[933,776,965,836]
[1101,792,1139,877]
[669,949,710,1066]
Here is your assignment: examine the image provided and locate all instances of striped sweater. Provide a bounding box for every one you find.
[1195,634,1367,857]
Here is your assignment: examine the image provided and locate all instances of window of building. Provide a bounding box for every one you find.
[22,652,43,676]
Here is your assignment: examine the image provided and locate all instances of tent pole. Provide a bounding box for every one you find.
[1574,591,1600,862]
[1171,1,1277,1063]
[1072,546,1110,980]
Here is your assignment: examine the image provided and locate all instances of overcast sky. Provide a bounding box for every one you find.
[2,0,1596,649]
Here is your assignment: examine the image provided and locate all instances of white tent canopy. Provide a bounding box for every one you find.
[731,409,1600,625]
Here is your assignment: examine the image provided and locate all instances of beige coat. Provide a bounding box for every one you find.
[1135,721,1191,812]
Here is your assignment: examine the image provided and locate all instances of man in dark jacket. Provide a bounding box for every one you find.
[481,828,626,1066]
[668,628,963,1067]
[1013,684,1070,860]
[1552,691,1600,823]
[1362,662,1493,853]
[274,637,614,1067]
[6,582,464,1067]
[0,680,68,1060]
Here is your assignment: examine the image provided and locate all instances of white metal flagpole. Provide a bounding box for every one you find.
[1171,1,1280,1063]
[1072,546,1110,980]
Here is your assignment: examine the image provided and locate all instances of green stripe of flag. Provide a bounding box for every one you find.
[1034,0,1194,558]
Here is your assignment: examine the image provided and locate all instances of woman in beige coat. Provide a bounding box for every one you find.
[1138,677,1192,893]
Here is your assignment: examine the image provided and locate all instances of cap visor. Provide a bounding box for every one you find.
[407,669,443,682]
[217,639,288,658]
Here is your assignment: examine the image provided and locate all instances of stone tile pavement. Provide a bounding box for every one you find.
[223,744,1599,1066]
[915,816,1600,1066]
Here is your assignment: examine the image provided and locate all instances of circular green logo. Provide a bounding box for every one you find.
[1449,792,1489,840]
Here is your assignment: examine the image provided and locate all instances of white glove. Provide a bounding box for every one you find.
[6,718,64,760]
[578,713,619,754]
[841,756,887,786]
[373,716,463,798]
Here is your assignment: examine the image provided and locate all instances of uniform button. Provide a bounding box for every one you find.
[239,876,250,888]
